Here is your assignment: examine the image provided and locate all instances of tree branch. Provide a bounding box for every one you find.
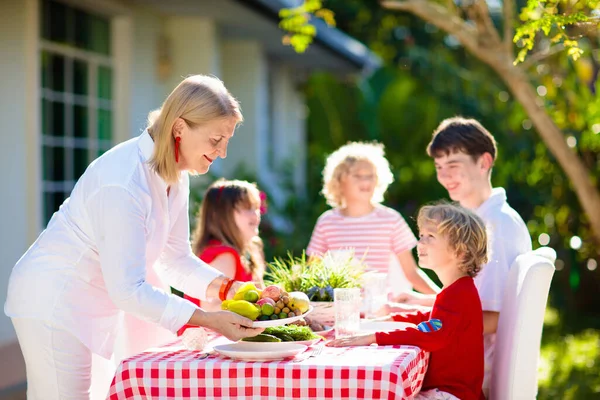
[381,0,504,66]
[503,0,515,56]
[381,0,479,51]
[519,44,565,70]
[470,0,502,46]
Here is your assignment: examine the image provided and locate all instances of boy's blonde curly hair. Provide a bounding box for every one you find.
[417,203,489,278]
[321,142,394,208]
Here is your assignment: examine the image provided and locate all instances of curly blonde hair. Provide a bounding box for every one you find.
[417,203,488,277]
[321,142,394,208]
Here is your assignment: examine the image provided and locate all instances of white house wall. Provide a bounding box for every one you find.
[0,0,40,349]
[220,39,267,178]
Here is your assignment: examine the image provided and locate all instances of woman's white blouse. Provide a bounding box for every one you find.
[4,131,222,358]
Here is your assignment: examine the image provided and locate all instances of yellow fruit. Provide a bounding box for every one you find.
[221,300,233,310]
[227,300,261,320]
[233,283,262,301]
[288,292,310,314]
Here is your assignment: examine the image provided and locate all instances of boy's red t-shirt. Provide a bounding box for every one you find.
[376,276,484,400]
[177,240,252,335]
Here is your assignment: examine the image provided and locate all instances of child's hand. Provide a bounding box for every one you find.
[391,291,420,304]
[327,333,376,347]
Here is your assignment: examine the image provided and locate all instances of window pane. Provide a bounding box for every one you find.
[73,60,88,95]
[73,105,88,138]
[98,109,112,140]
[41,0,68,44]
[98,67,112,100]
[44,191,66,224]
[51,101,65,137]
[73,8,91,51]
[41,99,52,135]
[90,15,111,55]
[43,145,65,181]
[74,148,88,178]
[41,52,65,92]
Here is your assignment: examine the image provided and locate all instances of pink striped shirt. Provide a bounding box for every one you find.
[306,205,418,273]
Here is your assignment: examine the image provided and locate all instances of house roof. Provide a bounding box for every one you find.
[234,0,382,73]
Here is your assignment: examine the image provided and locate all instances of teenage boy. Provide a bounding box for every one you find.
[391,117,532,396]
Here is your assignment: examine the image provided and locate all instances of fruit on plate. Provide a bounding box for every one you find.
[260,285,281,301]
[221,300,260,320]
[225,284,311,321]
[288,292,310,314]
[233,282,262,301]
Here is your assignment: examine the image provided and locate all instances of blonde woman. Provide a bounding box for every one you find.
[4,75,263,399]
[306,141,440,295]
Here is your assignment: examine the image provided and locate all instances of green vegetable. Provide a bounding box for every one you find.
[263,325,319,342]
[242,333,282,342]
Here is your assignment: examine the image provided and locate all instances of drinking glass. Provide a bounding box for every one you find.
[334,288,361,339]
[362,272,388,319]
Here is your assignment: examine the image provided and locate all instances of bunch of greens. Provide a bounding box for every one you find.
[263,325,319,341]
[264,251,364,301]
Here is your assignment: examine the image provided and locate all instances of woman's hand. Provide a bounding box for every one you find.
[190,309,264,341]
[327,333,377,347]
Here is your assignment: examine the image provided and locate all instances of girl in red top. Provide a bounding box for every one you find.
[178,179,266,335]
[329,203,488,400]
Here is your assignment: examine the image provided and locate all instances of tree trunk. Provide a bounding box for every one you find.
[496,65,600,245]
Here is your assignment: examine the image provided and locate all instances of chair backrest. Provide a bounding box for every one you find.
[490,247,556,400]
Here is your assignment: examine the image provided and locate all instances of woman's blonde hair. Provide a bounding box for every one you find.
[321,141,394,208]
[192,179,264,278]
[417,203,488,278]
[147,75,243,184]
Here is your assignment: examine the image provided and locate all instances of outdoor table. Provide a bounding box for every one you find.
[107,332,429,400]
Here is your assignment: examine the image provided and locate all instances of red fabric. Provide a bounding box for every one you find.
[375,276,485,400]
[177,240,252,335]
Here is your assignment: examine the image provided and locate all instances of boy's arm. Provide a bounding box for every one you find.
[397,251,441,294]
[376,306,460,352]
[389,308,431,325]
[483,311,499,334]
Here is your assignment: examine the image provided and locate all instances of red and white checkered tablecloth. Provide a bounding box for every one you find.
[107,335,429,400]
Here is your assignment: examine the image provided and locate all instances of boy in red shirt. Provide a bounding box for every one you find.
[328,203,487,400]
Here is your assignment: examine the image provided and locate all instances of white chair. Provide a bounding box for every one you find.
[490,247,556,400]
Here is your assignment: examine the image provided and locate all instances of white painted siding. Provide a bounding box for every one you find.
[0,0,40,348]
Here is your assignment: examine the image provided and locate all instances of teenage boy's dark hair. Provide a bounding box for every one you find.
[427,117,497,164]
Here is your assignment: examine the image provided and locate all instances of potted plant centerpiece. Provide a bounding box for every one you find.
[265,251,365,327]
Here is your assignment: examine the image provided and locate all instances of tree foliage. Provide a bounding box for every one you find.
[515,0,600,63]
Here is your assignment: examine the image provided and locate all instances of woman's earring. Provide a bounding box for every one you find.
[175,137,181,163]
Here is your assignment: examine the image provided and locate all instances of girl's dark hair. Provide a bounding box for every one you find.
[192,179,264,277]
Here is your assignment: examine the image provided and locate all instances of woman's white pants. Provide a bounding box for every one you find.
[11,318,115,400]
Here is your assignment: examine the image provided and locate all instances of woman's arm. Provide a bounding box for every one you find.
[199,253,238,311]
[396,251,441,294]
[88,187,203,333]
[155,194,225,301]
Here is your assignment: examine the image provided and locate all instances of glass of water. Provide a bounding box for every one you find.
[362,272,389,319]
[334,288,361,339]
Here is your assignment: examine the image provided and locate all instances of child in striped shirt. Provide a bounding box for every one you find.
[306,141,440,295]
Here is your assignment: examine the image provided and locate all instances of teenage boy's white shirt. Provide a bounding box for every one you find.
[474,187,532,391]
[5,131,221,358]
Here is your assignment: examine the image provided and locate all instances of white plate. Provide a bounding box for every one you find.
[359,321,416,333]
[240,338,321,349]
[213,342,307,361]
[251,306,314,328]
